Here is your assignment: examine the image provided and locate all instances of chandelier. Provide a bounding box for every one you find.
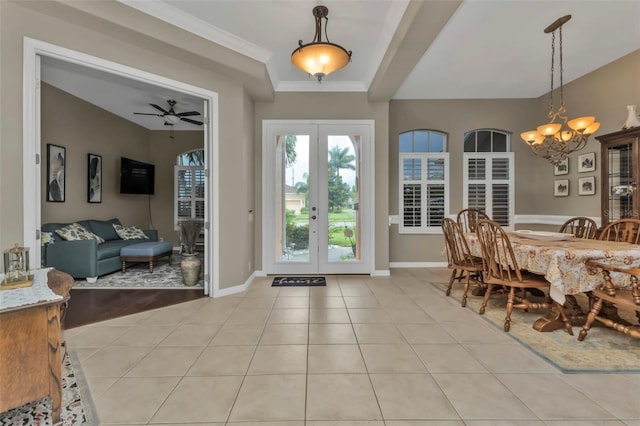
[291,5,352,83]
[520,15,600,166]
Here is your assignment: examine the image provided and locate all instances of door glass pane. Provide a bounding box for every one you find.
[276,134,310,262]
[328,135,359,261]
[608,143,634,221]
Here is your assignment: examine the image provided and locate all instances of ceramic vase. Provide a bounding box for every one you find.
[623,105,640,129]
[180,253,201,286]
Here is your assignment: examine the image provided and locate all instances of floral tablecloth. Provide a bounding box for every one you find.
[466,233,640,304]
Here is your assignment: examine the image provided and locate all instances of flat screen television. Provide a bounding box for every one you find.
[120,157,155,195]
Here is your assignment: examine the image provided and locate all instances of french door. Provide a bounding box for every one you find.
[263,121,373,274]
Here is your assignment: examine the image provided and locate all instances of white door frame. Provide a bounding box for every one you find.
[262,119,375,275]
[22,37,220,296]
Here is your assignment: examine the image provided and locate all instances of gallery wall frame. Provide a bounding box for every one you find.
[46,144,65,202]
[578,152,596,173]
[88,153,102,203]
[578,176,596,196]
[554,179,569,197]
[554,158,569,175]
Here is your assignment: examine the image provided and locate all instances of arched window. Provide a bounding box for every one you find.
[174,149,205,229]
[398,130,449,233]
[463,129,514,228]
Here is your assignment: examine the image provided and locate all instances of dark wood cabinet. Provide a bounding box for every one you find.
[596,127,640,227]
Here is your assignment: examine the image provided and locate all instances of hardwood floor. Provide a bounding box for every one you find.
[62,289,205,329]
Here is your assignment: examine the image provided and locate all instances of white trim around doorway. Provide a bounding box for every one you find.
[22,37,220,297]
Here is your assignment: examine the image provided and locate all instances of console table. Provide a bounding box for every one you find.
[0,268,72,422]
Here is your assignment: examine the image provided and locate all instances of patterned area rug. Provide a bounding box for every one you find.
[431,280,640,373]
[73,257,204,289]
[0,347,98,425]
[272,276,327,286]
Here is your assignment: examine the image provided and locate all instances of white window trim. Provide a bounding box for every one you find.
[399,152,450,234]
[463,152,515,230]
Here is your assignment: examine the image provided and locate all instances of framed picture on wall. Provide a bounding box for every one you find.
[578,176,596,196]
[578,152,596,173]
[554,179,569,197]
[46,144,65,202]
[88,154,102,203]
[554,158,569,175]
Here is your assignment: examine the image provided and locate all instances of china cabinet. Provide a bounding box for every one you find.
[596,127,640,227]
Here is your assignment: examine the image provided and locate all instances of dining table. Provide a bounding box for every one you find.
[465,230,640,332]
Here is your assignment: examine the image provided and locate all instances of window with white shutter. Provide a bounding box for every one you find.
[463,130,514,229]
[399,130,449,234]
[174,150,205,229]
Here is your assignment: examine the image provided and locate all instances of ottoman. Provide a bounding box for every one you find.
[120,241,173,273]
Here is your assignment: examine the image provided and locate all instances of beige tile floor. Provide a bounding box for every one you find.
[64,268,640,425]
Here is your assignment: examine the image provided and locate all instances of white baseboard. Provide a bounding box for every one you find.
[212,272,254,297]
[371,269,391,276]
[389,262,448,268]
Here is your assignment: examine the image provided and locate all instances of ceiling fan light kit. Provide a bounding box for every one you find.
[291,5,352,82]
[133,99,203,127]
[520,15,599,166]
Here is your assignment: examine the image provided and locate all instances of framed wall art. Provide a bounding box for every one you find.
[46,144,66,202]
[578,152,596,173]
[554,158,569,175]
[578,176,596,196]
[554,179,569,197]
[88,153,102,203]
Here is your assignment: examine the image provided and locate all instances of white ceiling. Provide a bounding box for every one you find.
[41,0,640,129]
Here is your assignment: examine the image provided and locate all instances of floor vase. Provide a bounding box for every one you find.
[180,253,201,286]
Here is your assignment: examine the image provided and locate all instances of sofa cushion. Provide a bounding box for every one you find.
[113,224,149,240]
[88,218,121,241]
[96,240,132,260]
[55,223,105,244]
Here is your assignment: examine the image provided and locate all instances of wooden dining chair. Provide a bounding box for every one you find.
[597,218,640,243]
[441,218,484,307]
[475,219,573,334]
[559,216,598,239]
[579,258,640,341]
[456,208,491,233]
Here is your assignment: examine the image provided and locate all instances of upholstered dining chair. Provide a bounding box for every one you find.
[441,218,484,307]
[475,219,573,334]
[456,208,491,234]
[597,218,640,243]
[579,258,640,341]
[559,216,598,239]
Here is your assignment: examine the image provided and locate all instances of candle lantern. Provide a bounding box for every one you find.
[2,244,33,290]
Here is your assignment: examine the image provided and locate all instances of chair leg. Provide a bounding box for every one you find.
[578,297,603,341]
[504,287,515,332]
[462,273,470,307]
[479,284,493,315]
[446,269,457,296]
[554,302,574,336]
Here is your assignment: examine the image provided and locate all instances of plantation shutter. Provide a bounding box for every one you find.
[174,165,205,228]
[463,153,514,228]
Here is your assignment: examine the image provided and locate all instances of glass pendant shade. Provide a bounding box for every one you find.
[291,5,352,82]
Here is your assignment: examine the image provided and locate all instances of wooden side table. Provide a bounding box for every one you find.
[0,269,72,423]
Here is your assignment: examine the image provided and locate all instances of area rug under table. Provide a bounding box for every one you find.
[0,347,98,425]
[431,280,640,373]
[73,260,204,289]
[272,276,327,286]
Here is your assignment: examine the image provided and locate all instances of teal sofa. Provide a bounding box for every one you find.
[42,218,157,281]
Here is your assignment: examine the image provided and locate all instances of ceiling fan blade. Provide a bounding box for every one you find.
[177,111,200,117]
[134,112,163,116]
[150,103,169,114]
[181,117,203,126]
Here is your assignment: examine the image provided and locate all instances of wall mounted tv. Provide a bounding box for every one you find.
[120,157,155,195]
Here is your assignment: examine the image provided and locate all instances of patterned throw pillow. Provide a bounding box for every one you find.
[113,224,149,240]
[55,223,105,244]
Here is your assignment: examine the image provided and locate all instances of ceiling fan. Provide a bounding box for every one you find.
[133,99,203,126]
